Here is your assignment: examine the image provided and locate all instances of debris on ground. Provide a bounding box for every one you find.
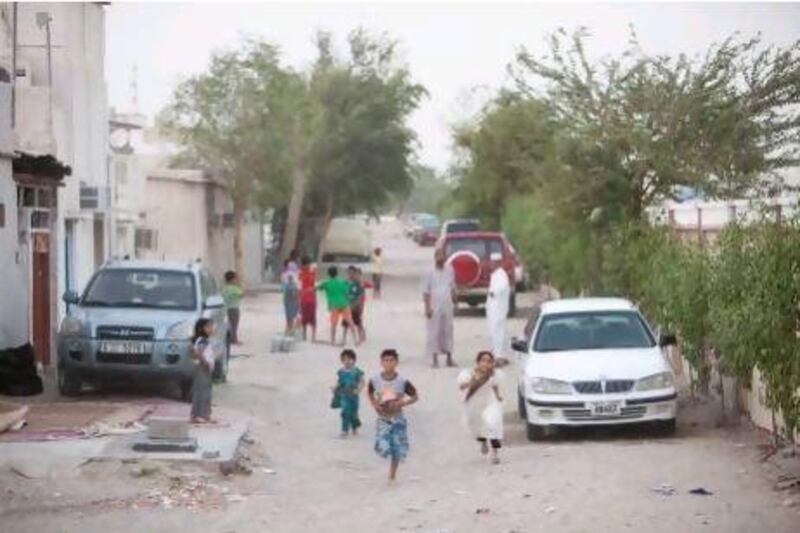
[651,483,677,496]
[776,475,800,492]
[544,505,557,514]
[689,487,715,496]
[782,497,798,508]
[475,508,490,515]
[260,467,277,475]
[226,494,247,504]
[130,463,161,478]
[219,453,254,477]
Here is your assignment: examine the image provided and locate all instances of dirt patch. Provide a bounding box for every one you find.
[0,402,154,442]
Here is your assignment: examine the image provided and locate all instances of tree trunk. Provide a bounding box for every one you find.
[280,133,306,263]
[233,195,246,289]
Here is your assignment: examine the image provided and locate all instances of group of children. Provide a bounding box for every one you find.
[331,348,418,482]
[282,253,377,347]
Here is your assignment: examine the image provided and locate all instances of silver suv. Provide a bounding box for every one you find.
[57,260,230,399]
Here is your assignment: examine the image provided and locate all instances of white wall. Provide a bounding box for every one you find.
[242,216,264,288]
[0,83,30,350]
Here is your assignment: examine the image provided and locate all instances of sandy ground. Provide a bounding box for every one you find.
[1,220,799,532]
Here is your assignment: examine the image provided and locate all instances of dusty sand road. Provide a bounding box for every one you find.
[2,219,798,532]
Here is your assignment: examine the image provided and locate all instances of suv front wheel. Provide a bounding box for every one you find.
[58,362,82,397]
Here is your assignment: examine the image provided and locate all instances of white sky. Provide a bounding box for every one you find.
[106,1,800,172]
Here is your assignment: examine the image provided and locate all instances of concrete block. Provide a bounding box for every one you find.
[147,417,189,440]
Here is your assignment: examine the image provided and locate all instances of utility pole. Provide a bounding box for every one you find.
[35,11,54,150]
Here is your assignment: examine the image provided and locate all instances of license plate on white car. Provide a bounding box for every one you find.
[591,401,621,416]
[100,341,151,355]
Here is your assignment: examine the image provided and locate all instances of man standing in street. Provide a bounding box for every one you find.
[422,248,457,368]
[486,253,510,358]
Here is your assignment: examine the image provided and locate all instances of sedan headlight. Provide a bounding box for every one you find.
[59,317,84,336]
[530,377,573,395]
[165,319,194,340]
[635,372,674,391]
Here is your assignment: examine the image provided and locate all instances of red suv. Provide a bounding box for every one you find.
[439,232,519,314]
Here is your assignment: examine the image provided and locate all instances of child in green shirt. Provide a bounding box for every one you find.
[221,271,244,344]
[317,266,352,346]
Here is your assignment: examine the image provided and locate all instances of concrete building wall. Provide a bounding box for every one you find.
[140,170,210,266]
[242,216,265,288]
[13,3,109,303]
[0,83,30,350]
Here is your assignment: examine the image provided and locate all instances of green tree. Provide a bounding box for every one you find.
[295,29,427,254]
[160,40,304,281]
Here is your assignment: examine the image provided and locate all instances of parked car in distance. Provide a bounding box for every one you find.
[404,212,434,238]
[319,217,373,276]
[440,218,480,238]
[439,231,518,314]
[512,298,677,441]
[414,215,441,246]
[57,260,231,400]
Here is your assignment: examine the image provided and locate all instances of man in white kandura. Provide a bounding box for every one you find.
[486,252,510,358]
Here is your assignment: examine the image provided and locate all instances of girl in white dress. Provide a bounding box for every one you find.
[457,351,505,464]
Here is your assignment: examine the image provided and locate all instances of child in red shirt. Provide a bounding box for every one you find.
[298,256,317,342]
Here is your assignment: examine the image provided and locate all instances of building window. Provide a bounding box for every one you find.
[134,228,158,250]
[222,213,235,228]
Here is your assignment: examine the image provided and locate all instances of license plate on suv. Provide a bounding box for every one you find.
[100,341,152,355]
[591,401,621,416]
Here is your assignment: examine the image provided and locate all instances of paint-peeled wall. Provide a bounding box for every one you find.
[0,84,30,349]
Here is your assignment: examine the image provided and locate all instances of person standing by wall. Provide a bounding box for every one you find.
[221,271,244,345]
[298,256,318,343]
[422,248,457,368]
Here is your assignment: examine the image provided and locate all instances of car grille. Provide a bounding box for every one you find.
[96,326,155,341]
[96,352,152,365]
[563,406,647,421]
[573,381,603,394]
[573,380,636,394]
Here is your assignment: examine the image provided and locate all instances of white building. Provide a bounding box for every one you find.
[0,3,109,364]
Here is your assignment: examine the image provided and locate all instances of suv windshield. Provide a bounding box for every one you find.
[82,269,197,311]
[445,238,502,259]
[534,311,655,352]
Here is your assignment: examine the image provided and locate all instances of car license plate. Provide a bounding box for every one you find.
[100,341,151,355]
[591,401,621,416]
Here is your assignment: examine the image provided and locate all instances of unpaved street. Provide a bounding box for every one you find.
[2,220,799,532]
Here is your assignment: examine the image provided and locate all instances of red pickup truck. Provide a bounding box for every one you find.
[439,232,519,315]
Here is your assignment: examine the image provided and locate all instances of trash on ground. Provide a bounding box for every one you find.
[651,483,677,496]
[260,467,277,475]
[544,505,557,514]
[689,487,714,496]
[475,508,490,515]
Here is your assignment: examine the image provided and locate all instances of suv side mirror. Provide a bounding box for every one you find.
[204,295,225,309]
[62,291,80,305]
[511,337,528,353]
[659,332,677,347]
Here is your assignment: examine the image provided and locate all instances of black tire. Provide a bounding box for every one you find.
[517,390,527,420]
[180,379,193,402]
[527,422,546,442]
[212,336,231,383]
[58,363,82,397]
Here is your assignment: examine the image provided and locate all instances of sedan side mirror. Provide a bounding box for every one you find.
[511,337,529,353]
[204,295,225,309]
[62,291,80,305]
[659,332,677,347]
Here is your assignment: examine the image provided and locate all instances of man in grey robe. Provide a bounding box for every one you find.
[422,248,457,368]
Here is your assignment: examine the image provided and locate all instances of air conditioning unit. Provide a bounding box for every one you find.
[15,62,32,88]
[80,185,109,210]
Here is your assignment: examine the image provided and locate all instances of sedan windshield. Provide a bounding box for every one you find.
[534,311,655,352]
[82,269,197,311]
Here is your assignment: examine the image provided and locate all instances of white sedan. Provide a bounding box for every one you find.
[513,298,677,440]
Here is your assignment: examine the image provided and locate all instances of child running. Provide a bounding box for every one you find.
[332,349,365,437]
[343,266,367,345]
[367,349,419,482]
[317,266,352,346]
[298,256,317,342]
[190,318,216,424]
